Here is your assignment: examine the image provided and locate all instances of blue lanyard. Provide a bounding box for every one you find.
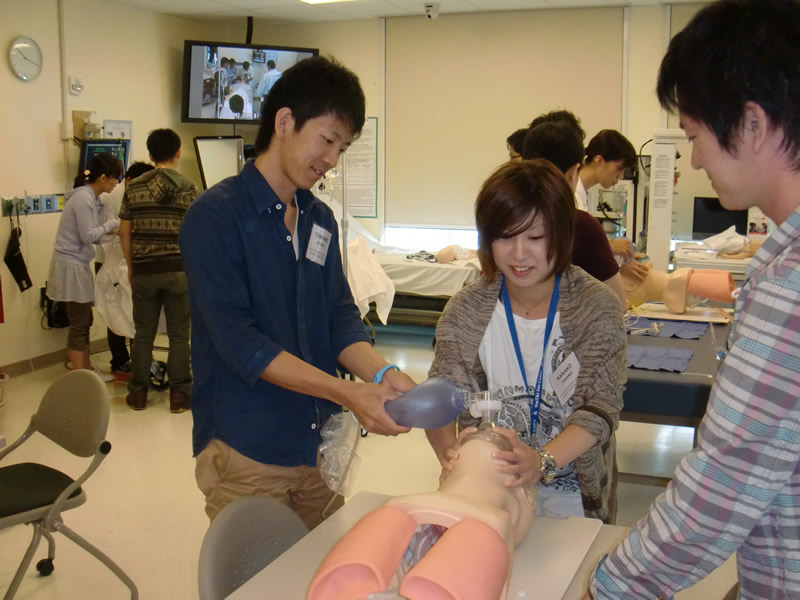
[501,274,560,435]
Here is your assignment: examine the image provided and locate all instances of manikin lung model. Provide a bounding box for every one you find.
[306,429,536,600]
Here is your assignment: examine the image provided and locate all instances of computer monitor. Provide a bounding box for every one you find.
[692,196,748,236]
[78,139,130,181]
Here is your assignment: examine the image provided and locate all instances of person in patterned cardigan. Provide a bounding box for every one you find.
[426,159,626,524]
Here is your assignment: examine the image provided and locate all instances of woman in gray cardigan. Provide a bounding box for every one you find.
[426,160,626,524]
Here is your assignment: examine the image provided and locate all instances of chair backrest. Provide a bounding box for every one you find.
[34,370,110,457]
[198,496,309,600]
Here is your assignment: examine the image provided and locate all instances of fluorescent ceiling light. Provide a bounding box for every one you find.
[300,0,358,4]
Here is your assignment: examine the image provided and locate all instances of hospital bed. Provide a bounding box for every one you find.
[321,195,480,329]
[372,248,480,326]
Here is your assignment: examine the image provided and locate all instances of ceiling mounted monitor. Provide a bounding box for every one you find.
[181,40,318,125]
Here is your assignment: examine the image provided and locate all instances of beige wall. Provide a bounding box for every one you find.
[626,5,669,146]
[386,8,624,227]
[0,0,232,366]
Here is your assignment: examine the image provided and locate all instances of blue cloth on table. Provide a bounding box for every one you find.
[627,317,708,340]
[626,344,695,372]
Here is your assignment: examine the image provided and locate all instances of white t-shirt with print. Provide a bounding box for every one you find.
[478,299,583,518]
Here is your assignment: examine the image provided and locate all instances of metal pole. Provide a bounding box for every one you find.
[341,156,349,278]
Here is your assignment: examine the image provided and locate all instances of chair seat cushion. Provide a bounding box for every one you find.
[0,463,83,518]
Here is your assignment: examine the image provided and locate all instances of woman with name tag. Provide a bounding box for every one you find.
[426,159,626,523]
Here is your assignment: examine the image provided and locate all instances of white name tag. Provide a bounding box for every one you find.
[306,223,332,266]
[551,351,579,406]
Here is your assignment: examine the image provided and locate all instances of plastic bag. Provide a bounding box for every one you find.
[94,237,135,339]
[319,411,362,497]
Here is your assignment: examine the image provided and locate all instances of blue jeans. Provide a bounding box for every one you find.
[128,271,191,395]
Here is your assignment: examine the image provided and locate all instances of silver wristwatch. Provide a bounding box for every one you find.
[536,448,557,483]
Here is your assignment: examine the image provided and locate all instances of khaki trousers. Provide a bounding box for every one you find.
[195,439,343,530]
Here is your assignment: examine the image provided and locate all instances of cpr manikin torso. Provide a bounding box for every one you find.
[306,429,536,600]
[621,265,735,313]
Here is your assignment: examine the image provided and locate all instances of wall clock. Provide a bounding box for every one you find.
[9,36,42,81]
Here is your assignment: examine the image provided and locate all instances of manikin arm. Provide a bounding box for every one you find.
[622,267,735,313]
[602,272,626,308]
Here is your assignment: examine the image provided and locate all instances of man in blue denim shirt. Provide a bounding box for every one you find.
[180,57,414,528]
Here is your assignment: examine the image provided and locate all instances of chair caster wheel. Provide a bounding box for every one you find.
[36,558,54,576]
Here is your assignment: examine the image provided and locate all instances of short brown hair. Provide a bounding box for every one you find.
[475,159,575,282]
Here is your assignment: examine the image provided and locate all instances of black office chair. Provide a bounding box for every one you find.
[0,369,138,599]
[197,496,309,600]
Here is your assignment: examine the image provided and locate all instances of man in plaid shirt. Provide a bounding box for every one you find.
[586,1,800,598]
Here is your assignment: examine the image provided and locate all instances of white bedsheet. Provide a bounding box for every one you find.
[345,237,395,324]
[376,251,481,297]
[317,194,395,323]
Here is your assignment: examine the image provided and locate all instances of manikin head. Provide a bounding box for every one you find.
[438,428,535,544]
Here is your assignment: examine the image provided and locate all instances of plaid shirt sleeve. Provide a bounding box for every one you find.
[589,227,800,599]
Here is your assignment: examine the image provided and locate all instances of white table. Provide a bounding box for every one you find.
[229,491,736,600]
[230,491,600,600]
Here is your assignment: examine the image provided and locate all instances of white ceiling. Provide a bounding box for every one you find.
[106,0,701,24]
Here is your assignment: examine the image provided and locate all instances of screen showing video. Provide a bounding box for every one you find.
[182,41,318,124]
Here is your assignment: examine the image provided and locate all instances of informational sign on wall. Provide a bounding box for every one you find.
[328,117,378,218]
[648,141,678,271]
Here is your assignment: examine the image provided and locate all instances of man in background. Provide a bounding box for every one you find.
[523,121,626,306]
[505,127,527,161]
[587,0,800,597]
[120,129,197,413]
[525,109,647,282]
[256,59,282,102]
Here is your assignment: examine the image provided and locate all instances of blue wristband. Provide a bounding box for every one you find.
[373,364,400,383]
